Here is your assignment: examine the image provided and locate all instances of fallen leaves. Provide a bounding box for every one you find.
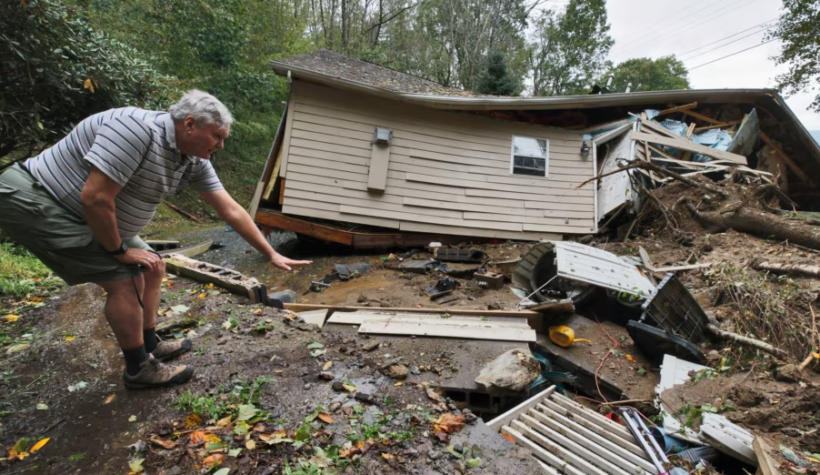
[236,404,258,422]
[501,433,516,444]
[67,381,88,392]
[4,314,20,323]
[128,415,137,422]
[6,343,30,354]
[323,361,333,371]
[434,413,465,434]
[65,336,75,342]
[149,435,177,449]
[184,413,203,428]
[170,304,189,314]
[317,413,334,424]
[202,453,225,468]
[128,458,144,473]
[625,354,636,363]
[7,439,30,460]
[103,394,117,405]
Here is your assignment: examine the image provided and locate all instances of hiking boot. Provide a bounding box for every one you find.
[123,355,194,390]
[150,336,192,362]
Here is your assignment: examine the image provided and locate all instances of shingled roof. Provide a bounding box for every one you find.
[270,49,470,97]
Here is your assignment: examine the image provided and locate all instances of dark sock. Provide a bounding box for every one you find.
[123,345,149,376]
[143,327,158,353]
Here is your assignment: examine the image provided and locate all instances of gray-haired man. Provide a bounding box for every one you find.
[0,90,311,389]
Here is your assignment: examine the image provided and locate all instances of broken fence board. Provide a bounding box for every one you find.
[358,321,536,342]
[165,254,265,303]
[327,311,531,328]
[630,131,747,165]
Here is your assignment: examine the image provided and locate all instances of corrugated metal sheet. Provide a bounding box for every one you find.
[554,242,655,298]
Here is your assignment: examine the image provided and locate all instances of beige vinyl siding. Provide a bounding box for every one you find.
[279,81,596,238]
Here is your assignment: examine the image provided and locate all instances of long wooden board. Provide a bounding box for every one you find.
[327,311,531,328]
[630,131,747,164]
[358,321,536,342]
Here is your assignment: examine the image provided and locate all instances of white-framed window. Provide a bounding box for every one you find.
[511,135,549,177]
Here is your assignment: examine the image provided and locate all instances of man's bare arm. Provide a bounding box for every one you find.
[199,190,311,271]
[80,166,160,270]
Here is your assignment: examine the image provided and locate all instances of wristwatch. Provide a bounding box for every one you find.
[107,241,127,256]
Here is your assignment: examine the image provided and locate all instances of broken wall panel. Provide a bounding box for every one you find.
[596,127,637,222]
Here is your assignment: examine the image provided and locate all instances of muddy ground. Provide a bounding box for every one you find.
[4,185,820,474]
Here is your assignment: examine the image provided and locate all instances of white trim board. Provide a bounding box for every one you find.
[357,321,536,342]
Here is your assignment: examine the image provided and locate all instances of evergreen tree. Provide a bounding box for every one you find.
[476,51,522,96]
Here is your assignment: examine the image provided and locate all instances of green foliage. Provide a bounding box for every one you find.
[528,0,614,96]
[476,51,522,96]
[0,242,62,298]
[769,0,820,112]
[0,0,176,159]
[173,377,273,420]
[604,56,691,92]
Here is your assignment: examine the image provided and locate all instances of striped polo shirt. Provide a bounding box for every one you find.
[25,107,223,238]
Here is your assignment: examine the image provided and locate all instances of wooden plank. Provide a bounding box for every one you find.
[285,303,541,318]
[510,421,600,475]
[278,178,286,205]
[158,240,212,258]
[339,205,524,231]
[680,109,726,125]
[255,209,354,245]
[753,437,780,475]
[657,102,698,116]
[296,309,329,328]
[367,144,390,191]
[488,386,556,430]
[759,132,813,184]
[533,405,656,473]
[279,95,297,178]
[398,221,561,242]
[165,254,264,302]
[638,118,682,139]
[327,311,531,328]
[501,426,584,475]
[519,414,633,475]
[630,131,747,164]
[263,147,283,200]
[358,321,536,342]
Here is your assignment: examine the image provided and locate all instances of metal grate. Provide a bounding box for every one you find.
[488,387,658,475]
[641,273,709,344]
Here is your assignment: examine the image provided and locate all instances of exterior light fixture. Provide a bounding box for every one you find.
[580,141,590,158]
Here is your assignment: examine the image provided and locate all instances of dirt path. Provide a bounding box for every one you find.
[0,267,541,474]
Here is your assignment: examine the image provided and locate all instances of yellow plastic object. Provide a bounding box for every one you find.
[549,326,592,348]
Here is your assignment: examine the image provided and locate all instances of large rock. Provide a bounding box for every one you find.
[475,350,540,393]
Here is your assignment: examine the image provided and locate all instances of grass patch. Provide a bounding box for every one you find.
[0,242,62,299]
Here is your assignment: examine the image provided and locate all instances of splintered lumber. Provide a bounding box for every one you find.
[158,240,213,258]
[706,324,789,359]
[630,131,747,164]
[759,132,813,185]
[751,260,820,278]
[753,437,781,475]
[679,109,726,125]
[638,118,681,139]
[358,319,536,342]
[657,102,698,116]
[162,200,203,223]
[165,254,267,303]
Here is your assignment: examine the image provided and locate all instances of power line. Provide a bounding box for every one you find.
[611,0,764,63]
[675,18,778,58]
[611,0,722,51]
[680,27,772,61]
[687,38,777,70]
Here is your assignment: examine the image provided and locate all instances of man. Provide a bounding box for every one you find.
[0,90,311,389]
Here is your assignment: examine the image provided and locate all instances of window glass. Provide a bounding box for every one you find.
[512,136,548,176]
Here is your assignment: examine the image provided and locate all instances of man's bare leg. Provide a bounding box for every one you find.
[97,275,146,375]
[141,260,164,352]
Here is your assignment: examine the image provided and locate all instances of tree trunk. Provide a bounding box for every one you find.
[684,204,820,251]
[751,260,820,278]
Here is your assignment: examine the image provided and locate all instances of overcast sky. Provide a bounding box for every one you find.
[597,0,820,130]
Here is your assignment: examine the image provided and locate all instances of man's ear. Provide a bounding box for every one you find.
[183,116,196,134]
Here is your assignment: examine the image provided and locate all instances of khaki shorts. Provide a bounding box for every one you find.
[0,163,151,285]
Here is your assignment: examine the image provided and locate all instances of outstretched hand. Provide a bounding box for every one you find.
[270,253,312,271]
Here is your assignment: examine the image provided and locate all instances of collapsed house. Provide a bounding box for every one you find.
[249,50,820,247]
